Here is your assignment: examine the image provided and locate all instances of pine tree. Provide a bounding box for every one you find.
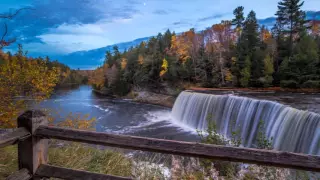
[232,6,245,85]
[235,10,262,87]
[163,29,172,50]
[275,0,307,57]
[244,11,260,54]
[105,51,113,65]
[280,34,319,88]
[232,6,245,34]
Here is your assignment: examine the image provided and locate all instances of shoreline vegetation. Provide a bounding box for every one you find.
[92,88,176,108]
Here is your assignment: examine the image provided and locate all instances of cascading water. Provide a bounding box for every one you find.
[171,91,320,155]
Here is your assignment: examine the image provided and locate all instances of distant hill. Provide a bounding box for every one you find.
[258,11,320,28]
[58,11,320,70]
[56,36,151,69]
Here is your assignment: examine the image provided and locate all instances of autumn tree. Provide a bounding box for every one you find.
[205,21,234,86]
[171,33,191,63]
[0,47,59,127]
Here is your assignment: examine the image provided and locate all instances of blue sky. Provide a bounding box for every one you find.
[1,0,320,57]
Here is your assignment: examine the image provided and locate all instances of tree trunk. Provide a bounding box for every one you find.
[220,51,225,85]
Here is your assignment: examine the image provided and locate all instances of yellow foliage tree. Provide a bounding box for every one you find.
[311,23,320,36]
[138,54,144,65]
[225,69,233,82]
[159,58,168,77]
[121,58,127,70]
[171,34,191,63]
[88,63,108,90]
[0,50,59,128]
[261,28,272,42]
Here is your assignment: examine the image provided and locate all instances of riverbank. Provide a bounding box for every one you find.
[188,87,320,93]
[92,88,177,108]
[127,91,176,108]
[92,85,320,109]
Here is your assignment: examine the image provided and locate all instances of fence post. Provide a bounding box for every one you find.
[17,110,48,177]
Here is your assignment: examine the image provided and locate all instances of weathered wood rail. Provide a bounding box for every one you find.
[1,110,320,180]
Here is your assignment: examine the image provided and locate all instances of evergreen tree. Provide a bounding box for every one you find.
[280,34,319,88]
[232,6,245,32]
[232,6,246,85]
[275,0,307,57]
[163,29,172,50]
[240,56,251,87]
[244,11,260,55]
[113,46,121,61]
[105,50,113,65]
[236,10,262,86]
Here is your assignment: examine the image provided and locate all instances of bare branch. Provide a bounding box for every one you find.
[1,23,7,42]
[0,8,31,49]
[0,7,33,19]
[0,23,8,49]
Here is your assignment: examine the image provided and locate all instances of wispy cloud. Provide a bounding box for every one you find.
[153,10,169,15]
[197,13,228,22]
[172,20,192,27]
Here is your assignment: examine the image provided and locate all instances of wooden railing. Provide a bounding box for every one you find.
[1,110,320,180]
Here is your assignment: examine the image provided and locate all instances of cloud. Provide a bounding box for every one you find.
[153,10,169,15]
[197,13,227,22]
[125,0,141,5]
[47,23,105,36]
[1,0,141,55]
[172,20,192,27]
[36,24,113,54]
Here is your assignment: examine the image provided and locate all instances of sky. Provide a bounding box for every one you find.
[0,0,320,57]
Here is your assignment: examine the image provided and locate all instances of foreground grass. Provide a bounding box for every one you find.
[0,143,132,179]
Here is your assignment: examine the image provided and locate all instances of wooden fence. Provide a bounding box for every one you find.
[1,110,319,180]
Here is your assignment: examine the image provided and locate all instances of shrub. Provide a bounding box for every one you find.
[111,78,131,96]
[301,80,320,88]
[280,80,299,88]
[0,144,132,179]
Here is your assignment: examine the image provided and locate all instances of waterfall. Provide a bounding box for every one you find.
[171,91,320,155]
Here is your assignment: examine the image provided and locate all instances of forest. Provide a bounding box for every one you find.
[90,0,320,96]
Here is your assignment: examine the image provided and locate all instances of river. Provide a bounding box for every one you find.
[31,85,320,151]
[32,85,198,141]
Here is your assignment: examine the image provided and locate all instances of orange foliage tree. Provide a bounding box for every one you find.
[89,63,109,90]
[0,49,59,128]
[205,21,234,85]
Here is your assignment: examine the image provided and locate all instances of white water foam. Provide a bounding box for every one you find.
[144,111,198,134]
[70,103,111,113]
